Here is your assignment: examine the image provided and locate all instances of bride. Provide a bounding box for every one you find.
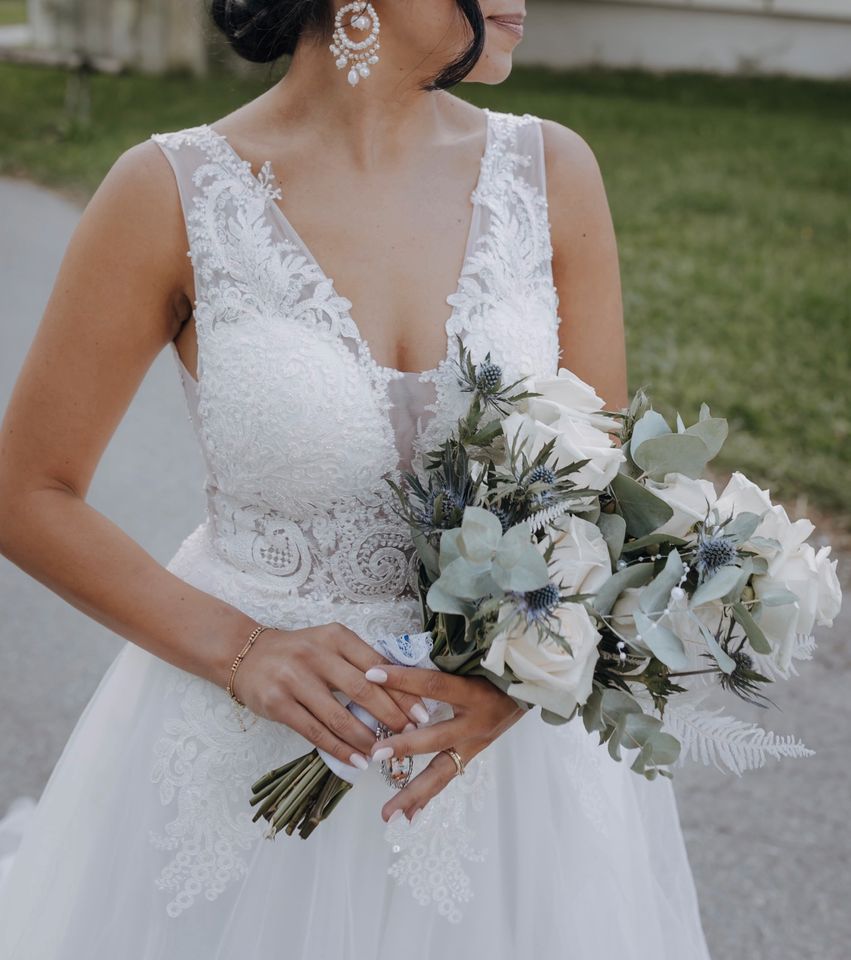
[0,1,712,957]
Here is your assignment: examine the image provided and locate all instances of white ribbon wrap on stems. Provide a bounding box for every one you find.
[317,630,453,784]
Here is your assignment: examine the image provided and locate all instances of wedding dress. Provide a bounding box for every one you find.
[0,108,712,959]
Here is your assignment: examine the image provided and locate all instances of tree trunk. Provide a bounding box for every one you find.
[26,0,209,75]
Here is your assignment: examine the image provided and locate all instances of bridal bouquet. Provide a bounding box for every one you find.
[249,337,842,837]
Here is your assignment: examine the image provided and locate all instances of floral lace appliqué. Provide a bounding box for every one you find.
[383,752,495,923]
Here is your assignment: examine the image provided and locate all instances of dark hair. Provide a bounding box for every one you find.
[210,0,485,90]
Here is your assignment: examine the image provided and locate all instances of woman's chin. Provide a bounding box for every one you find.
[463,52,515,86]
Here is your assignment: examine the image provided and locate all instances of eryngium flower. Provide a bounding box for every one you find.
[475,361,503,395]
[695,534,738,578]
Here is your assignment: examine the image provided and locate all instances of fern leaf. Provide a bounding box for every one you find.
[662,703,814,776]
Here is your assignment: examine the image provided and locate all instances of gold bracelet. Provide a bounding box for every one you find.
[227,623,271,709]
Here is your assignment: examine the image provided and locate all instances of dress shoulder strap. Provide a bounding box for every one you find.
[474,109,552,258]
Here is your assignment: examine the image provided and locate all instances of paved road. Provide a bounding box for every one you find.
[0,175,847,959]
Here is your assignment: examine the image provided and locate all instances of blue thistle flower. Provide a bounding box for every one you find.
[695,534,738,578]
[528,465,557,486]
[475,361,503,395]
[516,581,561,623]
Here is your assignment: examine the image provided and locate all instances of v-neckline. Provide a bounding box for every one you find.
[203,108,493,380]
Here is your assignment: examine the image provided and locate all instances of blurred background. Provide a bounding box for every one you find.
[0,2,849,958]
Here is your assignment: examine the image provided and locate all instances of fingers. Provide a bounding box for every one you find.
[332,626,430,726]
[280,698,373,772]
[364,662,474,706]
[294,679,377,755]
[368,716,466,763]
[322,657,423,733]
[380,749,463,823]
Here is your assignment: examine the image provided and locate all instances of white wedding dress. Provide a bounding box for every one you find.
[0,108,712,959]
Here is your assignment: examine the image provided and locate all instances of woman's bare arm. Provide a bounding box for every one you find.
[542,119,629,411]
[0,141,256,687]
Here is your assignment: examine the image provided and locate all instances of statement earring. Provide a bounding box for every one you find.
[330,2,381,87]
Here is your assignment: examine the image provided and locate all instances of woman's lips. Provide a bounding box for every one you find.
[488,14,525,39]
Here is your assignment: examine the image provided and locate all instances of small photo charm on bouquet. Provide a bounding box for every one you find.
[374,721,414,788]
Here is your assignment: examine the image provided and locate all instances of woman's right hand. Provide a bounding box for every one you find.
[231,622,432,771]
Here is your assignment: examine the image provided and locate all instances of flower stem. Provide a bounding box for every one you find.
[269,757,328,834]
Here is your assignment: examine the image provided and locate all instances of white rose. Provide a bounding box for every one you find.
[481,601,601,717]
[643,472,718,539]
[525,367,622,434]
[501,407,624,492]
[813,545,842,625]
[754,542,843,670]
[714,472,814,569]
[549,514,612,596]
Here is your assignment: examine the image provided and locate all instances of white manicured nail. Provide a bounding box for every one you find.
[349,752,369,770]
[411,703,429,724]
[409,808,422,826]
[365,667,388,682]
[371,746,393,762]
[387,809,404,824]
[403,722,416,732]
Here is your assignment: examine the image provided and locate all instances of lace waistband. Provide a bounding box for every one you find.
[198,485,420,608]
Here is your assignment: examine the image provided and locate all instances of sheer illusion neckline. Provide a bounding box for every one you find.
[202,108,493,379]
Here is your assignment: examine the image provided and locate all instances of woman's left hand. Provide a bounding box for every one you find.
[363,664,527,824]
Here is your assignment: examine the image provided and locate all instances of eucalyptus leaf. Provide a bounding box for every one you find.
[731,601,772,654]
[639,548,684,617]
[724,511,763,544]
[437,527,464,572]
[728,557,754,600]
[645,731,682,766]
[492,544,550,592]
[436,555,497,600]
[756,586,799,606]
[621,711,665,748]
[540,708,571,726]
[425,578,476,616]
[684,417,728,460]
[749,536,782,553]
[622,532,688,553]
[457,506,503,563]
[630,410,671,455]
[633,433,711,481]
[591,562,656,616]
[581,686,605,735]
[695,619,736,674]
[413,529,440,580]
[690,564,744,608]
[597,512,626,568]
[634,610,690,670]
[610,473,674,538]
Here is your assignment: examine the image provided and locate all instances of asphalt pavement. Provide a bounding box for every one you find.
[0,174,847,960]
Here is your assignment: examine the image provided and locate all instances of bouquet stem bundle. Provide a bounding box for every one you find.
[250,752,353,840]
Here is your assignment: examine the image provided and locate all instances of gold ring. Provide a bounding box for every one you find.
[443,747,466,777]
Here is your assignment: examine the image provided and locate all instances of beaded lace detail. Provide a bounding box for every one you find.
[148,108,561,921]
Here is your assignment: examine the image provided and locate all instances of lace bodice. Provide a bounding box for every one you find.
[153,108,560,611]
[148,107,562,922]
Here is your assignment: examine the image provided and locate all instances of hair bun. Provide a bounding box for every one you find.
[210,0,323,64]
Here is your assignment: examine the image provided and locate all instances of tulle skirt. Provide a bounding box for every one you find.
[0,522,711,959]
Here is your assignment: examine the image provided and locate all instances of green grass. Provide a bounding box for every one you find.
[0,62,848,518]
[0,1,27,27]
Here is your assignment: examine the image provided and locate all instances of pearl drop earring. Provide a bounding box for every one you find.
[329,2,380,87]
